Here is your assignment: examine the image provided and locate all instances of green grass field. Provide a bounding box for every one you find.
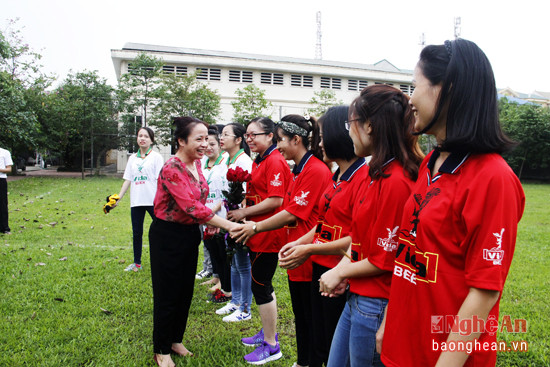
[0,177,548,366]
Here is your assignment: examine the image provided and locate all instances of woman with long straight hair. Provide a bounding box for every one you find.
[379,39,525,367]
[116,126,164,272]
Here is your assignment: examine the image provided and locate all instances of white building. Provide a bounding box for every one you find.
[111,42,414,170]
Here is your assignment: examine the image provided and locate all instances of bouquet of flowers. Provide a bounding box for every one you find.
[222,167,252,257]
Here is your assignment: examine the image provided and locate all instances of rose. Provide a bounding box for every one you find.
[227,167,251,182]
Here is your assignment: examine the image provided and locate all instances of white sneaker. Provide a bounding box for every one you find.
[216,302,238,315]
[223,309,252,322]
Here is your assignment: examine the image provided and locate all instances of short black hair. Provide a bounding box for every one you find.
[173,116,208,149]
[419,38,515,154]
[318,106,356,161]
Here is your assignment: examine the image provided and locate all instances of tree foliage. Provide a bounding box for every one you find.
[231,84,272,125]
[149,72,221,145]
[117,53,163,127]
[499,98,550,180]
[307,89,343,119]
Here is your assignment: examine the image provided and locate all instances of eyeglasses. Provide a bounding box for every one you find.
[244,132,268,140]
[221,133,236,138]
[344,119,362,131]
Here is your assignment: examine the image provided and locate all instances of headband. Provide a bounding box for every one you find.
[278,121,309,137]
[444,40,453,59]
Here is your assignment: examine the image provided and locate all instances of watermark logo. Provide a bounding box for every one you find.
[431,315,527,336]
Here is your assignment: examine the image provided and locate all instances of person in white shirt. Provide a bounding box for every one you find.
[116,127,164,271]
[0,147,13,234]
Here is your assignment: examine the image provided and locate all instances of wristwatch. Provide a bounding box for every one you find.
[252,223,258,233]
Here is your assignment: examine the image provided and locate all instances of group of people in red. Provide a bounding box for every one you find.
[147,39,525,367]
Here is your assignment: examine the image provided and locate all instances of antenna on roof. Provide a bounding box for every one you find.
[315,11,322,60]
[419,32,425,48]
[454,17,461,39]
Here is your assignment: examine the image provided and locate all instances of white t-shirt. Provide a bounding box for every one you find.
[226,149,253,201]
[202,152,229,218]
[123,150,164,207]
[0,148,13,179]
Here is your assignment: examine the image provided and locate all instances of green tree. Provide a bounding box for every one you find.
[499,98,550,180]
[117,53,163,128]
[307,89,343,119]
[0,19,53,172]
[231,84,272,125]
[54,71,119,175]
[149,72,221,145]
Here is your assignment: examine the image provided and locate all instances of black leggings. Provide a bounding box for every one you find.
[149,219,200,354]
[249,251,278,305]
[289,278,313,367]
[130,206,155,265]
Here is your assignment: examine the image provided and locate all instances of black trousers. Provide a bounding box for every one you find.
[310,262,347,367]
[288,278,313,367]
[204,235,231,292]
[0,178,9,233]
[149,218,201,354]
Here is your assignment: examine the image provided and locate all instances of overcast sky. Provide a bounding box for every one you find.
[3,0,549,93]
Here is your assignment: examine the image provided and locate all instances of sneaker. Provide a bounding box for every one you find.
[223,309,252,322]
[216,303,238,315]
[242,329,279,347]
[124,263,141,272]
[244,341,283,365]
[195,269,212,279]
[208,289,232,304]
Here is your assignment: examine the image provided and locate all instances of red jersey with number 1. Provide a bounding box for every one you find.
[246,145,291,253]
[349,159,414,299]
[311,157,369,269]
[381,151,525,367]
[283,152,332,281]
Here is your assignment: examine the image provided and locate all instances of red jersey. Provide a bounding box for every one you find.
[381,151,525,367]
[283,152,332,282]
[311,158,369,269]
[348,159,414,299]
[246,145,291,253]
[154,157,214,224]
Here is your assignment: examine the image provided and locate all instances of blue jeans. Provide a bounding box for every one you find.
[327,293,387,367]
[230,247,252,312]
[130,206,155,265]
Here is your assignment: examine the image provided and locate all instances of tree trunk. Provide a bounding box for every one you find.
[518,148,528,181]
[94,148,108,176]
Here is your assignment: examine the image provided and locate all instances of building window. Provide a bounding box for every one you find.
[400,84,415,95]
[162,65,174,75]
[127,63,153,75]
[348,79,369,91]
[176,66,187,76]
[321,77,341,90]
[291,74,313,88]
[261,72,284,85]
[196,67,221,81]
[229,70,253,83]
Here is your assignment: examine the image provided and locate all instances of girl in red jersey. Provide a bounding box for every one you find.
[226,117,291,365]
[278,106,369,367]
[232,114,332,366]
[319,85,424,367]
[378,39,525,367]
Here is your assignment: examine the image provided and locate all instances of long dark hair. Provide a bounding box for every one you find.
[275,114,323,162]
[417,38,515,153]
[350,84,424,181]
[137,126,155,145]
[225,123,250,156]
